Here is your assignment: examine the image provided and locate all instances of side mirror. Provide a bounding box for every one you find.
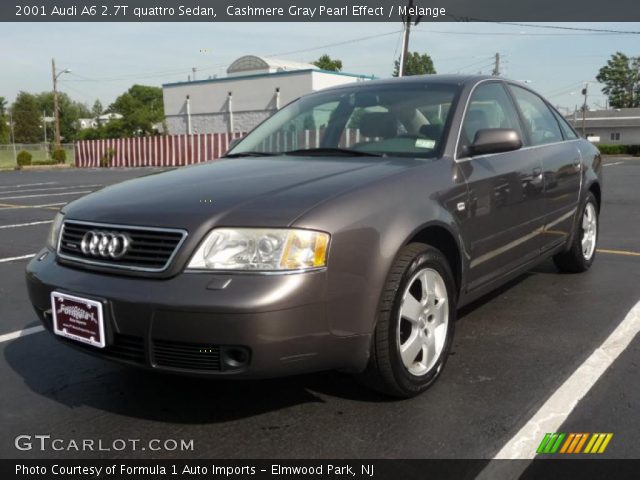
[469,128,522,156]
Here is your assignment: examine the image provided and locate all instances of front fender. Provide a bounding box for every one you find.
[293,159,466,340]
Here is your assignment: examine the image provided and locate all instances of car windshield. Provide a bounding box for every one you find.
[226,82,461,159]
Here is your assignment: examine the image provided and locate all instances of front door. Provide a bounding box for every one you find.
[457,82,545,291]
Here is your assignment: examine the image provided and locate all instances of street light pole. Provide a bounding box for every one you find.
[398,16,411,77]
[398,0,422,77]
[52,58,61,149]
[51,58,71,150]
[581,83,589,138]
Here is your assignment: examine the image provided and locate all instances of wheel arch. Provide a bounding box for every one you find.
[405,222,463,299]
[588,181,601,211]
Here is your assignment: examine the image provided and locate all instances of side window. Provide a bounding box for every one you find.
[551,109,578,140]
[510,86,563,145]
[458,82,523,158]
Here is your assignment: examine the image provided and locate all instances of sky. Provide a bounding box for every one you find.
[2,22,639,113]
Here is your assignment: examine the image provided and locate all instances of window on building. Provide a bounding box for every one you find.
[610,132,621,141]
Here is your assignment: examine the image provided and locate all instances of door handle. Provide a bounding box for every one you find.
[531,167,543,186]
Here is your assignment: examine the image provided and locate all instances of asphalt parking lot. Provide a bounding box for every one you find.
[1,158,639,462]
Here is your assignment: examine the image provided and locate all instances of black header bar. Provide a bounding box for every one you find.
[3,0,640,22]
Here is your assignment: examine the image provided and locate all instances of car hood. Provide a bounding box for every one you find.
[63,156,426,232]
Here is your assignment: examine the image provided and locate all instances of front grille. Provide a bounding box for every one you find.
[152,340,222,372]
[58,220,187,272]
[60,333,146,365]
[106,334,146,364]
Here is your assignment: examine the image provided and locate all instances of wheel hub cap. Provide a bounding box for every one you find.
[397,268,449,376]
[581,202,597,261]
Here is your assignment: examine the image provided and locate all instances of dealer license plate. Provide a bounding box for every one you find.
[51,292,105,348]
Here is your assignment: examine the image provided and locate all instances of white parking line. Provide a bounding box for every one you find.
[0,182,57,190]
[0,254,36,263]
[603,161,624,167]
[0,184,101,195]
[0,220,53,230]
[477,299,640,477]
[0,326,45,344]
[0,190,92,200]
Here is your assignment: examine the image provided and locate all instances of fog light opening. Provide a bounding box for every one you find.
[222,347,250,369]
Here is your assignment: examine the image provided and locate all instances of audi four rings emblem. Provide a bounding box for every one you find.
[80,231,131,259]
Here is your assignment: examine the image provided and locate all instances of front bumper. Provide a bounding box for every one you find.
[25,249,370,378]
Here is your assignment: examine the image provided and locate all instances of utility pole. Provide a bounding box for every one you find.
[51,58,70,150]
[192,67,197,81]
[492,53,501,76]
[581,83,588,137]
[398,0,422,77]
[9,111,17,166]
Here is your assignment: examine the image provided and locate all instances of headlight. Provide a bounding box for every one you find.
[46,212,64,250]
[186,228,329,271]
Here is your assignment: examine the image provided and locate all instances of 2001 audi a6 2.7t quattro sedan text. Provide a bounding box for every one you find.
[26,76,602,397]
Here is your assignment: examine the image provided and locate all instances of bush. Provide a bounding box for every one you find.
[100,148,115,168]
[596,144,640,156]
[52,149,67,164]
[16,150,32,167]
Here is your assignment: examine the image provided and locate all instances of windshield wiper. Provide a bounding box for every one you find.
[283,147,384,157]
[223,151,278,158]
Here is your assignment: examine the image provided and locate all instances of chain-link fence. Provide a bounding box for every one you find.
[0,143,75,169]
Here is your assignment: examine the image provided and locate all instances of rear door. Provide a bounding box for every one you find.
[457,81,545,291]
[508,85,582,252]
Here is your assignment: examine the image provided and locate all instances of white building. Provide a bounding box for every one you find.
[568,108,640,145]
[162,55,373,135]
[77,113,123,130]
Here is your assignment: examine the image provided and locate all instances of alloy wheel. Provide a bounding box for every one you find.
[397,268,449,376]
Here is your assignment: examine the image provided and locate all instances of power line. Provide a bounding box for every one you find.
[495,22,640,35]
[64,30,402,84]
[444,17,640,34]
[445,56,495,73]
[415,28,633,36]
[266,30,401,58]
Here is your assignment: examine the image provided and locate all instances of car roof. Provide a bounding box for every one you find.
[320,74,498,92]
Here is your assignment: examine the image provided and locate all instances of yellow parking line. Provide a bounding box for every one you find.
[597,248,640,257]
[0,202,29,209]
[0,202,60,211]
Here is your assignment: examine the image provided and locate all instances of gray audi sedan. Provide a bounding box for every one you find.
[26,75,602,397]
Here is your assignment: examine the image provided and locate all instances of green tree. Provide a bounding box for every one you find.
[312,54,343,72]
[596,52,640,108]
[393,51,436,77]
[0,97,9,144]
[108,84,164,137]
[92,99,103,118]
[11,92,42,143]
[35,91,90,143]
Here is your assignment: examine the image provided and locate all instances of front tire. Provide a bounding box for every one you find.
[553,192,599,273]
[359,243,456,398]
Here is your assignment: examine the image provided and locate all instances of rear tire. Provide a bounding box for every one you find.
[553,192,599,273]
[359,243,456,398]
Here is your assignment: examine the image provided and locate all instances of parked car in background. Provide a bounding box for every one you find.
[26,75,602,397]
